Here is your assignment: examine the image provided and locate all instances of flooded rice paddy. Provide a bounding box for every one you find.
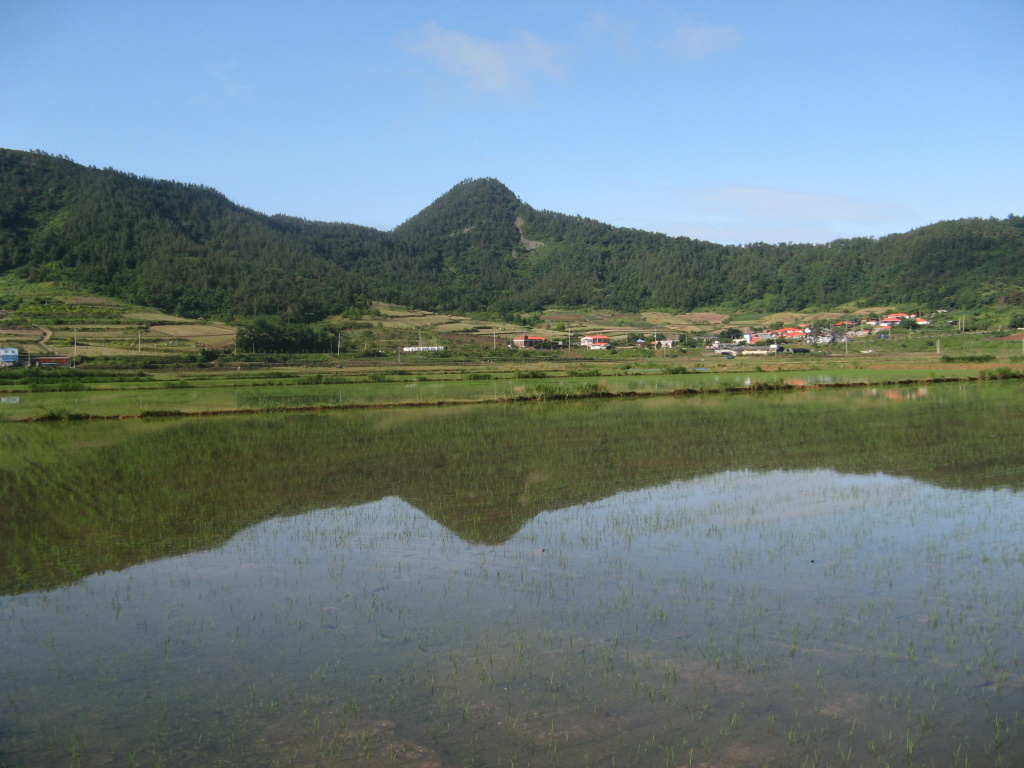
[2,382,1023,767]
[0,366,973,420]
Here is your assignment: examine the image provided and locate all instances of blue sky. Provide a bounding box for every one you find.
[3,1,1022,244]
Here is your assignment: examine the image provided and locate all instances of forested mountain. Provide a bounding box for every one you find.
[2,148,1022,320]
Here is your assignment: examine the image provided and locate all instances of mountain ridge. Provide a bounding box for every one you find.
[2,148,1022,320]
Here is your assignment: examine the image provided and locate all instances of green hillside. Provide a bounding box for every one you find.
[2,148,1022,320]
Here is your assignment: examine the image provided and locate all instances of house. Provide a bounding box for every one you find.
[30,356,70,367]
[579,335,613,349]
[767,327,807,340]
[513,335,547,349]
[0,347,18,367]
[878,312,929,328]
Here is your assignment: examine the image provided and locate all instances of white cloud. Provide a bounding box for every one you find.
[407,23,563,99]
[663,23,740,59]
[674,186,919,244]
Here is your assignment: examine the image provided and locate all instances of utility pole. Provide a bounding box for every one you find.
[73,327,77,367]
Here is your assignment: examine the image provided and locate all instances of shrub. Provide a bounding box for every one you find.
[979,367,1023,380]
[941,354,995,363]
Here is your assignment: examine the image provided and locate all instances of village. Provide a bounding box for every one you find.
[0,307,977,370]
[508,312,933,354]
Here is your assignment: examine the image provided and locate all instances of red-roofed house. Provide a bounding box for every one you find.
[580,335,613,349]
[513,335,547,349]
[777,327,808,340]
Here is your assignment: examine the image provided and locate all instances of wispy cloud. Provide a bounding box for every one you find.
[662,23,740,59]
[407,23,563,99]
[583,10,637,58]
[675,186,918,244]
[195,61,253,105]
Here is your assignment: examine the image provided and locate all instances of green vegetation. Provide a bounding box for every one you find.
[3,149,1023,321]
[942,353,996,363]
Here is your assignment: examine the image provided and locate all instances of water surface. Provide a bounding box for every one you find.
[2,383,1023,766]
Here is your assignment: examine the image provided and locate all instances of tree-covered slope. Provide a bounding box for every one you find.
[514,206,1024,312]
[0,149,377,320]
[2,148,1022,319]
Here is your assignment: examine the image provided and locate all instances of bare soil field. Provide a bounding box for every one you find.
[66,295,120,306]
[124,310,191,322]
[540,312,587,321]
[761,311,844,325]
[642,311,729,329]
[0,328,44,340]
[151,325,235,346]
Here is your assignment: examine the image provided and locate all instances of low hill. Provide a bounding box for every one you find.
[2,148,1022,320]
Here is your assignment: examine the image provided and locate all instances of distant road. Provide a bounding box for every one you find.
[34,325,54,353]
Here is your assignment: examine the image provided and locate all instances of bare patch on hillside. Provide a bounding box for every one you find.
[515,216,544,251]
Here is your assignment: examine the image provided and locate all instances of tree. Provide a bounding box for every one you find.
[236,316,333,353]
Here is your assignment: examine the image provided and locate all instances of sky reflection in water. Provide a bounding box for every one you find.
[2,464,1023,767]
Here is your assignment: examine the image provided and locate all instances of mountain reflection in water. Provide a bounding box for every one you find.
[2,382,1023,594]
[2,458,1023,767]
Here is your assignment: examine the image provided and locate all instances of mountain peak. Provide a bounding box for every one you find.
[393,177,521,236]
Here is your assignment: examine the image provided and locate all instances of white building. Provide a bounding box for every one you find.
[579,335,612,349]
